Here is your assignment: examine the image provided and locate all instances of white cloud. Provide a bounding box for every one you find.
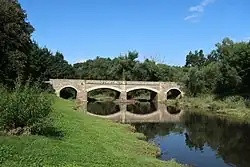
[184,14,199,21]
[185,0,215,22]
[189,6,204,12]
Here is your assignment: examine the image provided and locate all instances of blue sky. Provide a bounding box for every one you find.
[19,0,250,66]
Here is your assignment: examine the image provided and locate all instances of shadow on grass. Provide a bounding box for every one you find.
[34,126,65,140]
[0,126,65,140]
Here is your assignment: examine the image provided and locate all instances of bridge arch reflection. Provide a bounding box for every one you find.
[166,106,182,114]
[84,101,184,123]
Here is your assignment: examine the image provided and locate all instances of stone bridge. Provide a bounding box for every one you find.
[47,79,183,102]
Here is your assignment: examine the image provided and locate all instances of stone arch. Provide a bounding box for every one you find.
[126,86,159,101]
[86,85,122,93]
[86,86,122,101]
[126,86,159,94]
[59,85,79,93]
[165,87,182,99]
[59,86,78,99]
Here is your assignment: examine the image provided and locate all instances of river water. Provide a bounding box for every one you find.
[87,101,250,167]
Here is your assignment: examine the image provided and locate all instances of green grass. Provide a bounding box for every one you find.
[166,95,250,122]
[0,97,184,167]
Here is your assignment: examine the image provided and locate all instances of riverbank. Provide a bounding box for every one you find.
[0,97,184,167]
[166,95,250,122]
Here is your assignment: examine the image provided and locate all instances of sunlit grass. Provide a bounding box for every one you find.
[0,97,184,167]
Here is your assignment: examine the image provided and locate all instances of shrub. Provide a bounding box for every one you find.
[244,99,250,108]
[0,84,53,135]
[223,96,246,109]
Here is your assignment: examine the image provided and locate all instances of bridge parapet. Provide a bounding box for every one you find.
[86,80,124,85]
[126,81,160,85]
[85,80,161,85]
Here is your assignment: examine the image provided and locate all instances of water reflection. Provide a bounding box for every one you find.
[166,106,181,114]
[133,112,250,167]
[87,101,120,115]
[87,101,159,115]
[127,102,157,114]
[132,122,179,140]
[86,101,184,123]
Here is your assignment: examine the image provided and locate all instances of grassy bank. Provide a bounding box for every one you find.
[0,97,184,167]
[166,95,250,122]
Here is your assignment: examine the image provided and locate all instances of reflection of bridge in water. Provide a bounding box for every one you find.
[82,102,184,123]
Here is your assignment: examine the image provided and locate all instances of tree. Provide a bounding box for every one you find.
[108,51,139,81]
[201,62,222,93]
[210,38,249,95]
[185,50,206,67]
[0,0,34,86]
[48,51,75,79]
[185,67,205,97]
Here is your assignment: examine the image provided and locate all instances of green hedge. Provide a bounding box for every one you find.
[0,84,53,135]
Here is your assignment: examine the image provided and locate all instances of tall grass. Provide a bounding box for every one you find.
[0,84,53,135]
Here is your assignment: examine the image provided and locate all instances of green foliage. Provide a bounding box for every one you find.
[72,53,185,83]
[0,0,74,88]
[185,50,206,67]
[182,37,250,97]
[184,67,205,96]
[0,84,53,135]
[202,62,221,93]
[0,0,34,86]
[28,42,76,81]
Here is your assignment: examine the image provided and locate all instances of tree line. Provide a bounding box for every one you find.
[1,0,250,98]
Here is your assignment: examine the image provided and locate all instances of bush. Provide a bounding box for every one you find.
[244,99,250,108]
[223,96,246,109]
[0,84,53,135]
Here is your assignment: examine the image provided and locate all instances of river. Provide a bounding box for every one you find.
[87,101,250,167]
